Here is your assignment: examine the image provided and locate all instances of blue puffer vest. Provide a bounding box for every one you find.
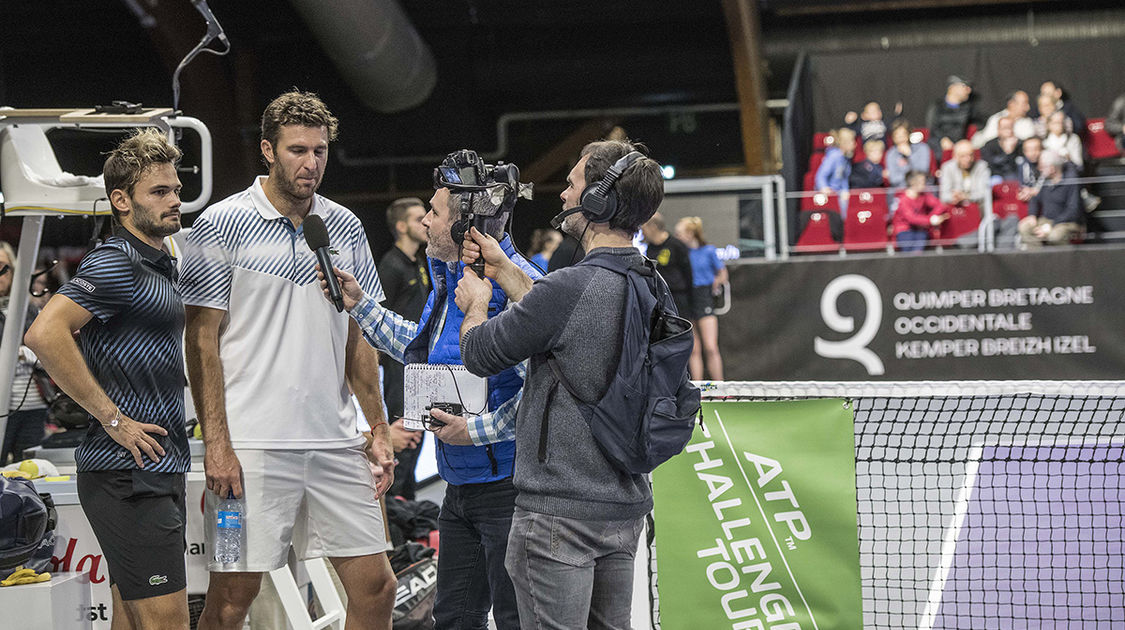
[403,235,541,486]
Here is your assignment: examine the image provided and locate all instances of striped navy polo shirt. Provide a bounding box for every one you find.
[57,228,188,474]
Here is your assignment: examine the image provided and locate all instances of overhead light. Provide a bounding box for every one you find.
[661,165,676,179]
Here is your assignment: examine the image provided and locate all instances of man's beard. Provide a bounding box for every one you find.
[560,212,588,241]
[425,229,458,263]
[131,198,180,239]
[272,159,321,203]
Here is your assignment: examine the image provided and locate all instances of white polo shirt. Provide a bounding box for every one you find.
[180,177,384,449]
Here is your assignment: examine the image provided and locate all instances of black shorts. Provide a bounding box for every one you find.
[77,469,187,600]
[691,285,716,319]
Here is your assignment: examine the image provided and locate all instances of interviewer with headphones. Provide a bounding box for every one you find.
[319,150,540,630]
[454,139,665,630]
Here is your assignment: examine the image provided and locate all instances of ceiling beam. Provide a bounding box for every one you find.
[722,0,773,174]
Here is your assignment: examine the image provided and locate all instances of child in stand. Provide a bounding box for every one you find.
[815,127,857,215]
[849,139,886,190]
[893,170,948,252]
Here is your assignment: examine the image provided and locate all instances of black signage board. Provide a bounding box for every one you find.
[721,247,1125,380]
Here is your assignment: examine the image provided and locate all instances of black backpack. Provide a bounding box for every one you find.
[542,253,701,474]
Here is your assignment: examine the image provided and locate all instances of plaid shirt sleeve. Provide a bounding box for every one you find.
[465,359,526,445]
[349,293,418,363]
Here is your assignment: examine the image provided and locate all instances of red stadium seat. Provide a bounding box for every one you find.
[800,190,841,212]
[1086,118,1122,160]
[966,124,978,140]
[853,146,866,163]
[795,210,841,253]
[937,202,981,244]
[813,132,833,151]
[913,128,931,143]
[992,182,1028,220]
[803,170,816,193]
[844,190,890,251]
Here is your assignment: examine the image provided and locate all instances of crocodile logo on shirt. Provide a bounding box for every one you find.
[149,574,168,586]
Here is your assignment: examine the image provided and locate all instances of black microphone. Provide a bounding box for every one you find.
[550,206,584,230]
[191,0,230,46]
[304,215,344,312]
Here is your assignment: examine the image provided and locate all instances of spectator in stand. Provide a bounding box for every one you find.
[1016,136,1043,201]
[886,120,933,190]
[1033,93,1064,139]
[939,140,994,246]
[1106,92,1125,151]
[1019,150,1083,247]
[980,116,1022,183]
[1043,110,1084,170]
[1038,80,1086,135]
[844,101,893,144]
[673,217,727,382]
[940,140,990,207]
[527,228,563,273]
[892,171,948,252]
[925,75,983,155]
[974,90,1035,148]
[814,127,856,213]
[849,139,885,189]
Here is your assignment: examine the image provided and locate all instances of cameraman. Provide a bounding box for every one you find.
[454,139,664,630]
[319,150,539,630]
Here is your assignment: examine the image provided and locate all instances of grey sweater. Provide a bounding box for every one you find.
[461,247,653,521]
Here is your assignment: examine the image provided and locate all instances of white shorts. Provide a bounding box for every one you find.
[205,446,390,572]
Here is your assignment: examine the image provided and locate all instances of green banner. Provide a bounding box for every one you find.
[652,399,862,630]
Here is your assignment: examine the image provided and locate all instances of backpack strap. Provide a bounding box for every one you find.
[538,352,590,464]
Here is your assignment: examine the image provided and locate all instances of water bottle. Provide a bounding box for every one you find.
[214,492,243,564]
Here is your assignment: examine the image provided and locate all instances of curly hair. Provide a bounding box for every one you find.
[102,128,182,217]
[261,90,339,149]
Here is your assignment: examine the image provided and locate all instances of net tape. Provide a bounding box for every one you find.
[689,380,1125,629]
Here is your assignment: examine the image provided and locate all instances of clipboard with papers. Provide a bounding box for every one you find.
[403,363,489,431]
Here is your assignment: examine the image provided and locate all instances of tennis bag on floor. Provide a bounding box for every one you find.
[391,542,436,630]
[544,253,701,474]
[0,476,57,579]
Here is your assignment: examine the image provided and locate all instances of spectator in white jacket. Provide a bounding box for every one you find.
[973,90,1035,148]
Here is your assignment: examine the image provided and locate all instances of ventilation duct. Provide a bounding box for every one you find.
[289,0,436,113]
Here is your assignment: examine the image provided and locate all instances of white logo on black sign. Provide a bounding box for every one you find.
[73,278,96,293]
[814,274,885,375]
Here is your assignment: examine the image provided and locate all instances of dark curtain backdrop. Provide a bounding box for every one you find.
[807,40,1125,133]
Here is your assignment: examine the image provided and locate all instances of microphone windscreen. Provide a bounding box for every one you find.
[303,215,331,250]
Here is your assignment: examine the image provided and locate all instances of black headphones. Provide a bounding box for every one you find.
[551,150,645,229]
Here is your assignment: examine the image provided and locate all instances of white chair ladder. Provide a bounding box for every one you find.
[268,558,346,630]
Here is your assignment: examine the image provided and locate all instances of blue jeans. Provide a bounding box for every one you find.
[504,507,645,630]
[434,477,520,630]
[896,228,929,252]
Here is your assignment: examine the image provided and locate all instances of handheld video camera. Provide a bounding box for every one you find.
[433,150,532,275]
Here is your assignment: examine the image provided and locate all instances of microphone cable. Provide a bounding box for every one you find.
[171,0,232,113]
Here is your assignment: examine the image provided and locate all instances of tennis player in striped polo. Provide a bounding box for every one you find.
[26,128,190,629]
[183,91,396,630]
